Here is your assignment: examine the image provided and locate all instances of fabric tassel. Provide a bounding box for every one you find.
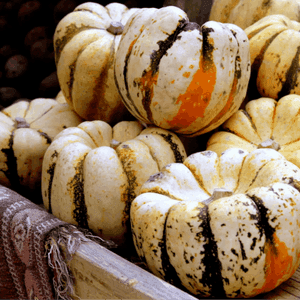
[45,225,118,300]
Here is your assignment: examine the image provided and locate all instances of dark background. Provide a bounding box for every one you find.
[0,0,214,108]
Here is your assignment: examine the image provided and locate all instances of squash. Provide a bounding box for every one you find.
[162,0,214,25]
[209,0,300,29]
[53,2,140,123]
[0,98,83,201]
[243,14,300,100]
[41,120,187,245]
[55,90,67,104]
[206,95,300,169]
[131,147,300,298]
[114,6,251,136]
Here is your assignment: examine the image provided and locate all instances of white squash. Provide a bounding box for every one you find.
[42,120,187,244]
[131,148,300,298]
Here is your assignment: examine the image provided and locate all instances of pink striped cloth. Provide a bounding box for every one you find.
[0,184,115,300]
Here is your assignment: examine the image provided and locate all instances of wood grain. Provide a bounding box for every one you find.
[67,240,198,299]
[66,239,300,299]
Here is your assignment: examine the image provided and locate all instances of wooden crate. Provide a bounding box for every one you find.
[68,239,300,299]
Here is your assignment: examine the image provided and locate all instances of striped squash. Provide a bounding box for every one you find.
[244,14,300,99]
[0,98,83,200]
[207,95,300,169]
[41,120,187,245]
[131,148,300,298]
[114,6,251,136]
[209,0,300,29]
[54,2,139,123]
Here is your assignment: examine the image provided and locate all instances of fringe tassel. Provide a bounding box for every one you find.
[45,225,118,300]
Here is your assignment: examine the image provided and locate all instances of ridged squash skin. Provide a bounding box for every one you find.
[244,14,300,99]
[0,98,83,199]
[54,2,139,123]
[41,120,187,245]
[114,6,251,136]
[209,0,300,29]
[207,95,300,169]
[131,148,300,298]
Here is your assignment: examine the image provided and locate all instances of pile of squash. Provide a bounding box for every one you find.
[2,0,300,298]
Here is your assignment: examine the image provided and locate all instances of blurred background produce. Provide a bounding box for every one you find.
[0,0,176,109]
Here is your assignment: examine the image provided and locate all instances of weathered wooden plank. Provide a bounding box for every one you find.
[283,278,300,291]
[259,269,300,299]
[67,240,198,299]
[67,239,300,300]
[261,288,299,300]
[290,268,300,282]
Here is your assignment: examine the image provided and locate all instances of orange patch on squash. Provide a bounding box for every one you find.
[200,75,238,132]
[128,38,138,57]
[253,233,295,295]
[165,56,216,128]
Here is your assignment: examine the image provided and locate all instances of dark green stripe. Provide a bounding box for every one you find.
[70,153,89,229]
[201,25,216,71]
[66,43,96,103]
[115,143,137,204]
[160,206,187,290]
[277,45,300,99]
[140,18,190,123]
[1,130,20,191]
[241,110,258,132]
[86,31,116,120]
[54,25,105,64]
[118,16,149,122]
[38,131,52,144]
[249,31,283,100]
[197,205,226,298]
[189,26,243,137]
[114,61,141,121]
[246,191,275,246]
[45,150,59,214]
[157,132,185,163]
[147,19,191,75]
[252,31,282,72]
[215,109,258,142]
[115,143,137,229]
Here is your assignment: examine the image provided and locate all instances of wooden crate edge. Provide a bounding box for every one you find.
[65,240,300,300]
[66,240,199,300]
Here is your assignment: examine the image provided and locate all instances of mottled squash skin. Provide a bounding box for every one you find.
[207,94,300,169]
[41,120,187,245]
[131,148,300,298]
[115,6,251,136]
